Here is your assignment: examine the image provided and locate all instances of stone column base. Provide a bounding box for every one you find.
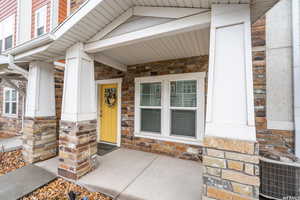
[202,136,260,200]
[22,117,57,163]
[58,120,97,180]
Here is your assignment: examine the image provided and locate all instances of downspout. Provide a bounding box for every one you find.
[8,55,29,78]
[21,95,25,134]
[292,0,300,158]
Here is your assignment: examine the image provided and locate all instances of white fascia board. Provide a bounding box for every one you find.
[133,6,209,18]
[93,53,127,72]
[14,44,51,61]
[4,34,54,56]
[53,0,104,39]
[88,8,133,42]
[84,12,211,53]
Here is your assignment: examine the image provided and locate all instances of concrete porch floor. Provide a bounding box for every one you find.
[36,148,203,200]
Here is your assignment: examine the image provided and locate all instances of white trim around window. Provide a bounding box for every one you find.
[134,72,206,146]
[35,5,47,37]
[3,87,18,117]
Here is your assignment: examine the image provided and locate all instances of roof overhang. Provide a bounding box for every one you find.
[4,34,54,56]
[0,55,8,65]
[2,0,279,65]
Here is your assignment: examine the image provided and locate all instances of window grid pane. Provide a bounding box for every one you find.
[141,109,161,133]
[11,90,16,101]
[0,40,2,53]
[140,83,161,106]
[5,90,10,102]
[37,12,41,27]
[171,80,197,107]
[4,35,13,50]
[171,110,196,137]
[5,102,10,114]
[12,102,17,114]
[37,27,44,36]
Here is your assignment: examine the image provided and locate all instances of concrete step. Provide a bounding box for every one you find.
[0,164,57,200]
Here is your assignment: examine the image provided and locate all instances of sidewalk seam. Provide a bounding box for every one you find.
[114,155,160,200]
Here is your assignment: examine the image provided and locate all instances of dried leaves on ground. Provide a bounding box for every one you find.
[0,150,26,176]
[22,178,112,200]
[0,151,112,200]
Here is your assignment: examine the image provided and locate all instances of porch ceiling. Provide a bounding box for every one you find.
[4,0,278,63]
[100,28,210,65]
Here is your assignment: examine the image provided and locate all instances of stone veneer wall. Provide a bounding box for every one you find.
[202,137,260,199]
[251,17,295,159]
[54,65,64,131]
[22,117,57,163]
[95,56,208,161]
[58,120,97,180]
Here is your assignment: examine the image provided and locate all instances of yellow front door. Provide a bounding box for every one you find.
[99,84,118,144]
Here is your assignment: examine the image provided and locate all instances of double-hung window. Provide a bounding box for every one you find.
[0,15,14,52]
[3,88,18,116]
[135,72,206,145]
[35,6,47,37]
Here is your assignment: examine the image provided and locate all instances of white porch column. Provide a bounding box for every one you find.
[202,5,259,200]
[22,61,57,163]
[25,62,56,118]
[59,43,97,180]
[61,43,96,122]
[205,5,256,141]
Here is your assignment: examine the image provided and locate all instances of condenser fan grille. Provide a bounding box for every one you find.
[260,159,300,199]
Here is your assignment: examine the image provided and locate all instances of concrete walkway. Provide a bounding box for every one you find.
[37,148,203,200]
[0,136,22,152]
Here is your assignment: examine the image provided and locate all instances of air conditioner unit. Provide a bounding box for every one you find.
[260,157,300,199]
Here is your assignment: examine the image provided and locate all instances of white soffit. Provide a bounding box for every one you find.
[84,11,211,53]
[133,6,209,18]
[11,0,278,62]
[100,28,210,66]
[251,0,280,22]
[48,0,268,54]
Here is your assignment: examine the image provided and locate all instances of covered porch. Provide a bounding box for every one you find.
[36,148,203,200]
[2,1,279,199]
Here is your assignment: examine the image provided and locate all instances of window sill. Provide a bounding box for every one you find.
[134,132,203,146]
[2,114,18,118]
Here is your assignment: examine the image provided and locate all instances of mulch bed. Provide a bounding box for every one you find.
[0,150,112,200]
[22,178,112,200]
[0,150,26,176]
